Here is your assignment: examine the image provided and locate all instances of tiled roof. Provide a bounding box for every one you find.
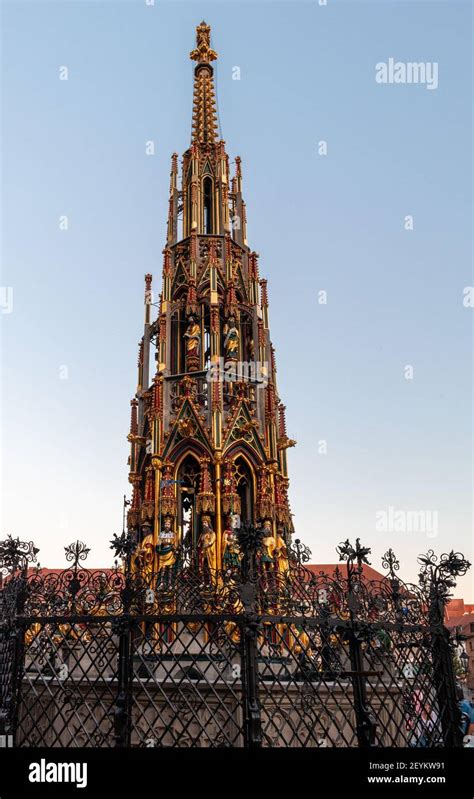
[307,564,386,582]
[445,611,474,630]
[446,597,474,621]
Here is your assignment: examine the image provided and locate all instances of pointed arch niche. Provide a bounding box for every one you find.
[234,455,255,525]
[202,176,214,234]
[175,453,201,554]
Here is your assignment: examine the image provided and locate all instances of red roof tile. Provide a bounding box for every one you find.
[307,564,386,582]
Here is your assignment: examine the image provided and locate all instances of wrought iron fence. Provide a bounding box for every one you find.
[0,531,469,748]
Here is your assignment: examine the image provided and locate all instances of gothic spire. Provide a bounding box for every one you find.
[126,23,295,576]
[189,21,218,144]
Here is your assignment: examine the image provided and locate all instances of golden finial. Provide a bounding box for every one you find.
[190,20,217,63]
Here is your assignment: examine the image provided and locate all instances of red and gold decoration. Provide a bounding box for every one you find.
[196,456,215,514]
[160,460,177,518]
[221,459,241,517]
[256,466,274,522]
[125,22,295,574]
[140,465,155,524]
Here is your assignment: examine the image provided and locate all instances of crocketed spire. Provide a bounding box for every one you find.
[189,21,218,144]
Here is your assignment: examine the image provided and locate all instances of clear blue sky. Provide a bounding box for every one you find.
[1,0,472,599]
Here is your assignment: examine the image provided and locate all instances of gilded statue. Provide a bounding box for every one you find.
[136,525,155,582]
[223,316,239,360]
[274,528,289,575]
[222,516,241,572]
[156,516,176,585]
[260,519,276,571]
[184,314,201,371]
[288,624,311,657]
[198,514,217,577]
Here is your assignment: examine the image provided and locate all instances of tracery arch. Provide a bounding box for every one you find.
[233,453,256,525]
[174,452,201,554]
[202,176,214,234]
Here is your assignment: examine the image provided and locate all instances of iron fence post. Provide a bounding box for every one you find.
[0,575,26,745]
[417,550,471,748]
[348,623,377,747]
[110,531,137,748]
[114,569,134,748]
[238,523,263,748]
[0,536,38,745]
[114,616,132,747]
[429,591,463,747]
[0,621,19,743]
[337,539,377,748]
[241,611,263,748]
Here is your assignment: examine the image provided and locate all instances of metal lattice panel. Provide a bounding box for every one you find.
[0,534,469,748]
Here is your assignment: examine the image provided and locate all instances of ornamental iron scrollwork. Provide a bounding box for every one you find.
[381,548,400,578]
[64,541,91,570]
[0,535,470,749]
[237,522,264,555]
[288,538,312,566]
[0,536,39,577]
[417,549,471,605]
[337,538,372,577]
[109,531,137,567]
